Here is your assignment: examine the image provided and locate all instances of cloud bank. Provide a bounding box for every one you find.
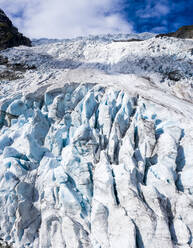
[0,0,133,38]
[1,0,192,38]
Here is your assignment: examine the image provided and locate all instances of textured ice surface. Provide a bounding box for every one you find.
[0,34,193,247]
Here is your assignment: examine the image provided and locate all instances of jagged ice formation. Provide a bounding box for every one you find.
[0,33,193,248]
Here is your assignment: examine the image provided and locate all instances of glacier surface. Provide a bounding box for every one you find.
[0,34,193,247]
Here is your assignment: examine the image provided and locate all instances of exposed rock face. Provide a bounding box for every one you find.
[0,9,31,50]
[0,33,193,248]
[157,25,193,39]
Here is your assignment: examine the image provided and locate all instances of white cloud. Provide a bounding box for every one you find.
[137,2,170,19]
[0,0,133,38]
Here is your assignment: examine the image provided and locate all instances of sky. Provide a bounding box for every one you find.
[0,0,192,39]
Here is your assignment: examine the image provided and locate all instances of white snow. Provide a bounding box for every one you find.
[0,33,193,247]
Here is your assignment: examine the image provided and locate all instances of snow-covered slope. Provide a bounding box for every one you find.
[0,34,193,248]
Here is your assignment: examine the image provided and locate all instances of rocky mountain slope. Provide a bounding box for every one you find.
[0,19,193,248]
[156,25,193,39]
[0,9,31,50]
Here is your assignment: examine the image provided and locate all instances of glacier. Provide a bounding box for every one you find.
[0,33,193,247]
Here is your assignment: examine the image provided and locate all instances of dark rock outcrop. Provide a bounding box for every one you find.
[156,25,193,39]
[0,9,31,50]
[113,38,143,42]
[0,54,36,81]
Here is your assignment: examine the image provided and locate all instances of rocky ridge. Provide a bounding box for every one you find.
[0,9,31,50]
[156,25,193,39]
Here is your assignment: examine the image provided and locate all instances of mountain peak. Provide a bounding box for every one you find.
[0,8,31,50]
[156,24,193,39]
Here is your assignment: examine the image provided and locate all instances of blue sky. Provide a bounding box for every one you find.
[0,0,192,38]
[122,0,193,33]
